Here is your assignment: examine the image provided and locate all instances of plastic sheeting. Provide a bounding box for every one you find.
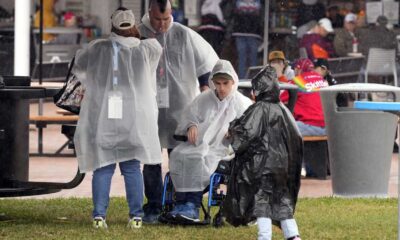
[73,33,163,172]
[224,66,303,226]
[138,14,219,149]
[169,60,252,192]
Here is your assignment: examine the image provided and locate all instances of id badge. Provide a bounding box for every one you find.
[108,91,123,119]
[157,86,169,108]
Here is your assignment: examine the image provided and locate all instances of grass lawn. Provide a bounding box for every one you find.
[0,197,397,239]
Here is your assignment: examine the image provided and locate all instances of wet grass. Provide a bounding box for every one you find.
[0,197,397,239]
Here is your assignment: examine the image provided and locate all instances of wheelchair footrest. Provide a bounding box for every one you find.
[158,213,210,226]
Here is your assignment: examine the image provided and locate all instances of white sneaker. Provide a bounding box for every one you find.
[301,167,306,177]
[127,216,142,229]
[93,216,108,229]
[288,236,302,240]
[247,220,258,226]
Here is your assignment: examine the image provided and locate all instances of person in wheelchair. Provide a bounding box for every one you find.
[166,59,252,223]
[224,66,303,240]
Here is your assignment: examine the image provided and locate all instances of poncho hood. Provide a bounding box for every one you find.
[209,59,239,99]
[252,66,280,103]
[109,32,140,48]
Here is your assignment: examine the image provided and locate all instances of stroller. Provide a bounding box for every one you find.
[159,135,234,227]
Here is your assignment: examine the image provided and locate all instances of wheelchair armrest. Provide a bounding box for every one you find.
[173,135,188,142]
[215,159,232,175]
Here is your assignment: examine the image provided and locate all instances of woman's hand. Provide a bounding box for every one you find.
[187,125,198,145]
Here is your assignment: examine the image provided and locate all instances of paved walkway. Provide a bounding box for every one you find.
[24,153,399,199]
[17,101,399,199]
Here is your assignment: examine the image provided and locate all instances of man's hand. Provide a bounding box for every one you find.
[187,125,198,145]
[200,85,210,92]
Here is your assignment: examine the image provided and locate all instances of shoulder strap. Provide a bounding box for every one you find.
[111,40,120,87]
[65,57,75,83]
[53,56,77,103]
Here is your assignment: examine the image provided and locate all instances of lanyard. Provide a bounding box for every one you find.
[111,40,120,88]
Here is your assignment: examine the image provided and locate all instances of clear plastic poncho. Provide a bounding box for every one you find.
[168,60,253,192]
[138,14,219,149]
[73,33,163,172]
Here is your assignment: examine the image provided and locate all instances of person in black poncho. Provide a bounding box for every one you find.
[224,66,303,240]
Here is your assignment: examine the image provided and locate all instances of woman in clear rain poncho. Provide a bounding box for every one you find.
[224,66,303,240]
[167,59,252,223]
[72,8,162,229]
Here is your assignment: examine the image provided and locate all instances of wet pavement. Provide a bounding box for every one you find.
[16,101,399,199]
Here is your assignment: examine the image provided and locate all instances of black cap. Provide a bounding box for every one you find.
[313,58,329,70]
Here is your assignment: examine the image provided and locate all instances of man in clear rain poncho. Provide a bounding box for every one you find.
[138,0,219,222]
[166,59,252,223]
[224,66,303,240]
[72,8,162,229]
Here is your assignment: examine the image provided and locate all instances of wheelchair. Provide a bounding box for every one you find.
[158,155,233,227]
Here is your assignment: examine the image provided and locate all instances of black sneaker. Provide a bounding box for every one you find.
[142,204,161,224]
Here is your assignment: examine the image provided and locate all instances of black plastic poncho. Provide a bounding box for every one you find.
[223,66,303,227]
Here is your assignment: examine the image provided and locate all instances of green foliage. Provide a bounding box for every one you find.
[0,197,396,239]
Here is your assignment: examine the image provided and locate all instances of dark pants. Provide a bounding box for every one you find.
[143,148,173,215]
[143,164,163,214]
[175,191,203,208]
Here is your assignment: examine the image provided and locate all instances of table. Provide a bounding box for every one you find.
[0,86,84,197]
[0,86,57,183]
[56,109,75,115]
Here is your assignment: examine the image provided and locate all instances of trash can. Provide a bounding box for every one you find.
[320,83,400,197]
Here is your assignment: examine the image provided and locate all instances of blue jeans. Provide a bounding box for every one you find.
[296,121,326,136]
[92,159,144,218]
[175,191,203,208]
[235,36,261,79]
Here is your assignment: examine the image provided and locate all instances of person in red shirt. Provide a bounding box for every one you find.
[281,58,328,178]
[280,58,328,136]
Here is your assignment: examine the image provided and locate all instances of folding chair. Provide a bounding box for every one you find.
[365,48,398,86]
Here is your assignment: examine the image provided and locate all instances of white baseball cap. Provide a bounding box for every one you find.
[318,18,334,33]
[111,9,135,30]
[344,13,357,23]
